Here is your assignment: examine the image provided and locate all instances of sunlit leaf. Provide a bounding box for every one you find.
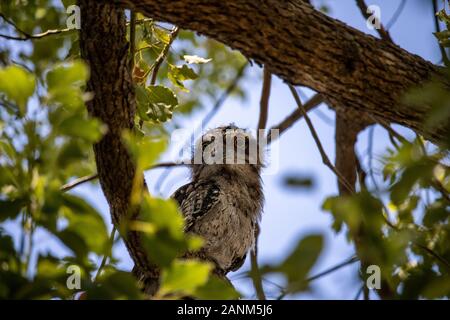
[136,85,178,123]
[0,65,36,115]
[159,259,213,296]
[193,275,240,300]
[122,131,167,170]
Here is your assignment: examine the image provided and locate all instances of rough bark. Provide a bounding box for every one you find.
[335,113,396,299]
[335,113,369,195]
[78,0,159,294]
[110,0,445,142]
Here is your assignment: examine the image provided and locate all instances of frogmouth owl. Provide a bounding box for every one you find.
[134,125,264,294]
[173,124,264,276]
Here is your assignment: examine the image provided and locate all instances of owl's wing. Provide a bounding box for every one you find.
[171,181,221,232]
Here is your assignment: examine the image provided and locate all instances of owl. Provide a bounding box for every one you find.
[173,124,264,276]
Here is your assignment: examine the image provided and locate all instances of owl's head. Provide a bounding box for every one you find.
[191,124,263,179]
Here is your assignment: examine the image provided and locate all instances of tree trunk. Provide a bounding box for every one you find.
[78,0,159,294]
[110,0,444,142]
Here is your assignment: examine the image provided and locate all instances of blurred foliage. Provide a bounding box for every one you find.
[323,97,450,299]
[317,0,450,299]
[258,234,324,295]
[282,172,315,190]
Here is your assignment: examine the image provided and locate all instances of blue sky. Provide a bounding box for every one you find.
[5,0,443,299]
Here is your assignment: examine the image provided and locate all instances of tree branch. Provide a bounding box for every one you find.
[60,162,187,192]
[150,26,179,85]
[288,85,354,193]
[266,93,323,144]
[277,255,359,300]
[0,12,74,40]
[250,225,266,300]
[257,67,272,132]
[250,66,273,301]
[355,0,393,42]
[108,0,444,142]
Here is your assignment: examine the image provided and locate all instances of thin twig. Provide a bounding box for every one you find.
[354,284,365,300]
[129,11,137,72]
[367,126,381,191]
[416,136,450,203]
[288,85,354,193]
[383,215,450,271]
[432,0,450,65]
[60,174,98,192]
[251,66,273,300]
[355,0,393,42]
[0,13,151,41]
[266,93,323,144]
[415,242,450,270]
[386,0,407,30]
[93,228,117,283]
[139,25,179,129]
[371,115,408,145]
[150,26,179,85]
[60,162,186,192]
[307,255,359,283]
[355,152,367,191]
[277,255,359,300]
[0,13,73,40]
[250,228,266,300]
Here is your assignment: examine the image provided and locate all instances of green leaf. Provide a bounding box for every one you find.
[168,64,198,91]
[153,26,170,44]
[0,229,16,261]
[159,259,213,296]
[56,140,86,168]
[0,65,36,115]
[56,229,89,258]
[278,234,323,292]
[46,60,89,110]
[258,234,324,295]
[122,131,167,170]
[322,192,384,235]
[283,174,314,189]
[47,60,89,89]
[423,200,450,226]
[58,115,105,142]
[87,271,143,300]
[136,85,178,122]
[61,194,109,255]
[422,275,450,299]
[0,197,28,222]
[136,196,192,267]
[193,275,241,300]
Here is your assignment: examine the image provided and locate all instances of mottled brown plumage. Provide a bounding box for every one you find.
[173,125,264,275]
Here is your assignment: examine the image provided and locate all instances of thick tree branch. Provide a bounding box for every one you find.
[109,0,444,142]
[335,111,370,194]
